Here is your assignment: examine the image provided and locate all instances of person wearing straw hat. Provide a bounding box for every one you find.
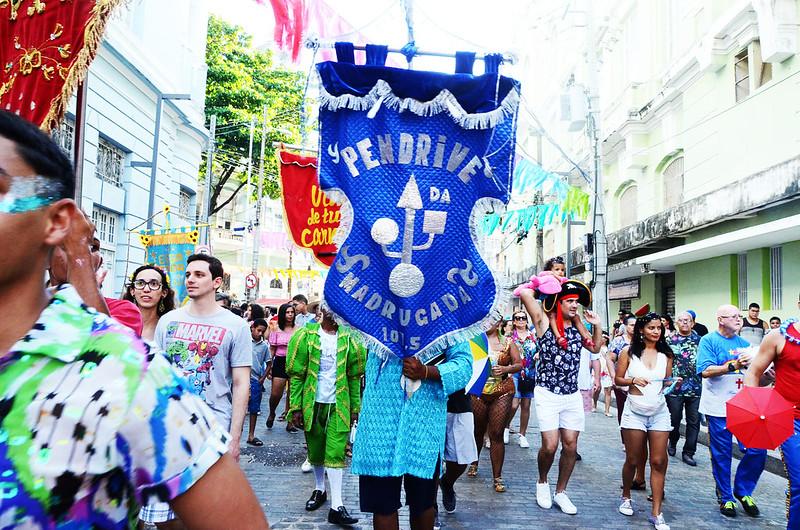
[518,279,603,515]
[745,309,800,528]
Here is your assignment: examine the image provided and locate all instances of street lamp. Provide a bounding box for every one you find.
[146,93,192,229]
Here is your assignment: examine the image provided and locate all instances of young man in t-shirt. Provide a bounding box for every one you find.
[697,304,764,518]
[155,254,252,453]
[246,318,270,447]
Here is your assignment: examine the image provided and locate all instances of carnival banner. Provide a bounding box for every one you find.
[0,0,123,129]
[279,150,340,267]
[317,56,520,361]
[139,228,199,303]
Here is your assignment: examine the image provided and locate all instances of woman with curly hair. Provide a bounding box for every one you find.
[266,302,298,432]
[123,265,176,341]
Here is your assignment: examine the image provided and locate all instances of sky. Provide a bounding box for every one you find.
[207,0,538,74]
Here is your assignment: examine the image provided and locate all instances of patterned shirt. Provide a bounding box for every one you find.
[668,331,702,397]
[0,285,229,529]
[513,333,537,381]
[536,327,583,395]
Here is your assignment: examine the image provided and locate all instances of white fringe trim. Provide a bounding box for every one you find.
[318,78,520,131]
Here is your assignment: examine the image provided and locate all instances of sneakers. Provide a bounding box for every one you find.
[518,435,530,448]
[618,497,633,516]
[503,428,510,444]
[648,513,670,530]
[441,482,457,513]
[553,491,577,515]
[536,482,552,509]
[720,501,737,517]
[301,458,312,473]
[667,444,676,457]
[735,495,760,516]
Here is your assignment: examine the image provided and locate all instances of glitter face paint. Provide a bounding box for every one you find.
[0,173,65,214]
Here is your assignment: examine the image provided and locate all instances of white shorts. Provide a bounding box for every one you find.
[445,412,478,464]
[620,400,672,432]
[534,387,585,432]
[601,375,613,389]
[139,502,175,523]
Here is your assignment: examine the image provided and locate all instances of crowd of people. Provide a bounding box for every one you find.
[3,109,800,530]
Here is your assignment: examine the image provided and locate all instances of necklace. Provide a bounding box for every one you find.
[780,318,800,345]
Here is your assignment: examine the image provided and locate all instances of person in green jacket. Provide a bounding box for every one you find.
[287,309,366,527]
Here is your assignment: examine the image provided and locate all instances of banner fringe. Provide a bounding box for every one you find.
[42,0,128,131]
[318,78,520,131]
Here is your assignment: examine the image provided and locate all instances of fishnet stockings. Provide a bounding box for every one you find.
[472,392,513,479]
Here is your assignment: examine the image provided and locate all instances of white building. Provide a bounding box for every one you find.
[53,0,210,298]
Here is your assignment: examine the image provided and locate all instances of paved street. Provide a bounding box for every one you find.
[240,397,790,529]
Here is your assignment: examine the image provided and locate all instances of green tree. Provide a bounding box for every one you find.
[203,15,304,216]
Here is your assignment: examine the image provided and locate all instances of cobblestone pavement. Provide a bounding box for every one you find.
[241,402,790,529]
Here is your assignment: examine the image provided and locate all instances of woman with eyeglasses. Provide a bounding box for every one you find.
[505,311,537,448]
[123,265,176,341]
[615,313,680,530]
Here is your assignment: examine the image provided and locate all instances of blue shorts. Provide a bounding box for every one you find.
[248,378,264,415]
[513,373,535,399]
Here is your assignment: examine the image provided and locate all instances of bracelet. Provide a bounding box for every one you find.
[424,365,428,380]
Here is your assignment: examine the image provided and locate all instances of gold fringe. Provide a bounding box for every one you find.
[41,0,128,131]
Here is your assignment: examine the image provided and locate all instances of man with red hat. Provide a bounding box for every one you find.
[519,280,603,516]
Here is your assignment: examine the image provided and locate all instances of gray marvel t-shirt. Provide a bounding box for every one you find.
[155,306,252,428]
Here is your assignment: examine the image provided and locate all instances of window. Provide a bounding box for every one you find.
[269,278,282,289]
[51,118,74,154]
[619,300,632,314]
[179,189,193,220]
[662,157,684,209]
[771,246,782,310]
[96,138,124,187]
[91,207,119,296]
[618,185,638,228]
[665,286,676,317]
[737,253,748,309]
[735,41,772,103]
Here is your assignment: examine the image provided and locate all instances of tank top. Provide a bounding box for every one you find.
[775,323,800,420]
[626,352,668,416]
[740,318,766,346]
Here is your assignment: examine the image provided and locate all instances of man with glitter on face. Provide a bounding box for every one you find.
[0,110,269,529]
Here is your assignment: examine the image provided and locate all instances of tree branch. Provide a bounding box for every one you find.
[210,165,236,212]
[211,179,247,216]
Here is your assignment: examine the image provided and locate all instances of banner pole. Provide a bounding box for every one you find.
[250,105,267,301]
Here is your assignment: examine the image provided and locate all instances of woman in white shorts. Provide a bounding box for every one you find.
[614,313,681,530]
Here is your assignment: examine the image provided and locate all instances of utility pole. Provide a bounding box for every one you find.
[202,115,216,245]
[251,106,267,301]
[586,0,609,330]
[244,117,255,300]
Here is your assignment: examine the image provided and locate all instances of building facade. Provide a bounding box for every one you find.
[511,0,800,326]
[53,0,210,298]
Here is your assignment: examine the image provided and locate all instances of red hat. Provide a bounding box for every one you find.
[633,304,651,317]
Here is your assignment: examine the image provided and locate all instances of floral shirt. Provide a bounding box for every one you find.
[512,332,537,381]
[669,331,702,397]
[0,285,229,529]
[536,327,583,395]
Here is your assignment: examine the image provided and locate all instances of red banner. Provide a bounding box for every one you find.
[1,0,122,129]
[278,150,339,267]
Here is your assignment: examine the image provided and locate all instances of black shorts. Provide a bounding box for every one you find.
[271,356,287,379]
[359,460,440,518]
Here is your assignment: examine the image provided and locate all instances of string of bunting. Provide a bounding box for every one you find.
[483,158,590,235]
[270,268,324,279]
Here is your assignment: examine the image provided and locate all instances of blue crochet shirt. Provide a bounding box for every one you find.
[351,342,472,479]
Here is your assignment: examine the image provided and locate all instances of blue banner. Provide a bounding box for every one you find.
[139,227,199,304]
[317,61,520,360]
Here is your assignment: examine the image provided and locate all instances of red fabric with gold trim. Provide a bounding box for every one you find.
[0,0,122,129]
[279,150,339,267]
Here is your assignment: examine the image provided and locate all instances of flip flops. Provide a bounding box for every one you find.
[247,438,264,446]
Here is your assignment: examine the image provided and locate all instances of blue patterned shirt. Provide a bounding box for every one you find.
[669,331,702,397]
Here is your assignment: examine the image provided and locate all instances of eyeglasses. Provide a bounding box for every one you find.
[513,316,528,321]
[132,279,162,291]
[0,171,65,214]
[720,315,743,320]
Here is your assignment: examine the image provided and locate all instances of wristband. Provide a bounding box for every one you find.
[424,365,428,380]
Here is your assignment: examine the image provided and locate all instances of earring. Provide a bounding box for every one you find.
[158,300,165,313]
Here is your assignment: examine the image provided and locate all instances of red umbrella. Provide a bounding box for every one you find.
[727,386,795,450]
